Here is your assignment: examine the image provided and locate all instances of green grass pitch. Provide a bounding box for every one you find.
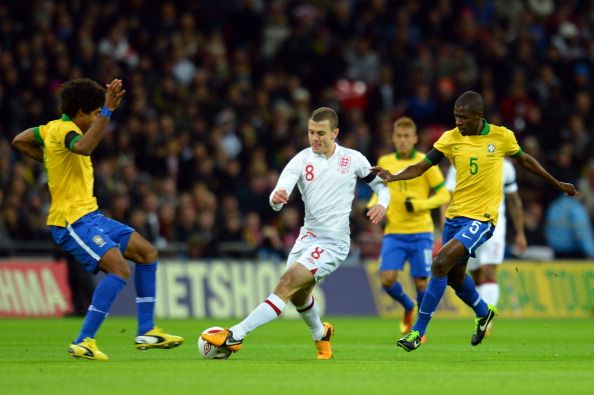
[1,317,593,395]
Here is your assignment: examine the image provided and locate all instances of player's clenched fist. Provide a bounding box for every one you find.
[271,189,289,205]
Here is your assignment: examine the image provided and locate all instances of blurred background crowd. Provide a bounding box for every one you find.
[1,0,594,261]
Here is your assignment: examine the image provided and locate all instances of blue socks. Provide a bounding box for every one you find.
[454,274,488,317]
[75,274,126,343]
[413,276,447,336]
[135,262,157,335]
[383,282,415,311]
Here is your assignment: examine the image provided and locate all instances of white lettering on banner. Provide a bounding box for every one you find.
[15,270,46,314]
[0,269,21,313]
[186,264,208,317]
[154,261,325,319]
[41,269,69,314]
[231,262,255,316]
[0,267,69,315]
[209,261,232,318]
[165,264,188,318]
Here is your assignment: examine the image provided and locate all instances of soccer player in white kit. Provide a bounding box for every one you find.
[445,158,526,333]
[202,107,390,359]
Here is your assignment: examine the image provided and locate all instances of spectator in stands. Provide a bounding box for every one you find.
[545,193,594,259]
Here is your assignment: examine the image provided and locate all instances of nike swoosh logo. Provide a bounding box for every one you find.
[462,234,471,239]
[479,312,493,331]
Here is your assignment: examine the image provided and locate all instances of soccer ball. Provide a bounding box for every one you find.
[197,326,232,360]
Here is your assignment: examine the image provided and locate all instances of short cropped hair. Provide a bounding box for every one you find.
[454,91,484,114]
[310,107,338,130]
[59,78,105,118]
[393,116,417,133]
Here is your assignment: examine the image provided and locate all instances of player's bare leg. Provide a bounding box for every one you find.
[202,263,315,352]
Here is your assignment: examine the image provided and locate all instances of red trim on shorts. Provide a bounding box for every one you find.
[296,296,315,313]
[265,299,282,316]
[310,268,318,276]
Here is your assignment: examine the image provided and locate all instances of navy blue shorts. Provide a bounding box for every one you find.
[442,217,494,258]
[379,233,433,277]
[50,211,134,273]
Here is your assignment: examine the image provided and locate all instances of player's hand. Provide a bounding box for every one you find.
[271,188,289,205]
[366,204,386,224]
[558,182,578,196]
[370,166,393,182]
[104,79,126,111]
[515,232,527,255]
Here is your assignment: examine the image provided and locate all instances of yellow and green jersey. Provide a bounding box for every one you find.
[33,114,98,226]
[429,121,521,226]
[369,150,448,234]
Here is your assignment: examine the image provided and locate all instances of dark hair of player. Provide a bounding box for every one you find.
[59,78,105,118]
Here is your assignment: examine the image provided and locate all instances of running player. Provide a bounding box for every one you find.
[202,107,390,359]
[373,91,576,351]
[12,78,183,360]
[445,159,527,335]
[369,117,449,338]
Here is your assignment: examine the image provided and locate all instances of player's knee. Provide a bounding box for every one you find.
[381,278,396,288]
[275,272,297,299]
[431,255,449,277]
[136,244,158,264]
[143,244,159,263]
[112,259,131,280]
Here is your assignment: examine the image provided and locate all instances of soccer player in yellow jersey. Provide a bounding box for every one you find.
[368,117,449,337]
[373,91,577,351]
[12,78,183,360]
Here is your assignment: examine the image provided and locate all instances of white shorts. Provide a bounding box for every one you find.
[287,229,350,282]
[467,219,505,271]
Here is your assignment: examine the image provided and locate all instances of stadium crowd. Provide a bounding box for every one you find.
[1,0,593,260]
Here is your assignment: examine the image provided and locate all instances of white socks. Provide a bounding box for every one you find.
[231,293,286,340]
[295,295,324,340]
[477,283,500,307]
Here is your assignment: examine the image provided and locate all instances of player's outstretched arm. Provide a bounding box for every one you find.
[71,79,126,156]
[513,152,577,196]
[12,128,43,162]
[371,159,432,183]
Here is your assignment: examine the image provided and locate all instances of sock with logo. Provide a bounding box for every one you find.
[135,261,157,335]
[75,274,126,343]
[231,293,287,340]
[295,295,324,340]
[453,274,489,317]
[383,281,415,311]
[412,276,447,336]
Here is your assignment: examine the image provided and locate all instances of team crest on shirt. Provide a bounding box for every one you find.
[93,235,106,247]
[337,154,351,173]
[487,143,495,153]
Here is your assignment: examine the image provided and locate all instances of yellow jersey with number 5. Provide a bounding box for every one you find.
[33,114,98,227]
[431,121,521,226]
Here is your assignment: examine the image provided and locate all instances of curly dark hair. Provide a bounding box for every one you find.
[59,78,105,118]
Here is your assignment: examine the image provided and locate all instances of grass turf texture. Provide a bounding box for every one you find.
[1,317,593,395]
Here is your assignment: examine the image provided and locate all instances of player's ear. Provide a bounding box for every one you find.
[332,128,339,139]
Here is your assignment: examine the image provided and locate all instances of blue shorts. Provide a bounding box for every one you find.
[442,217,494,258]
[50,211,134,274]
[379,233,433,278]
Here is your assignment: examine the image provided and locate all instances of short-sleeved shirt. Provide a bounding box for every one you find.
[269,143,388,245]
[428,121,521,226]
[372,150,445,234]
[34,114,98,226]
